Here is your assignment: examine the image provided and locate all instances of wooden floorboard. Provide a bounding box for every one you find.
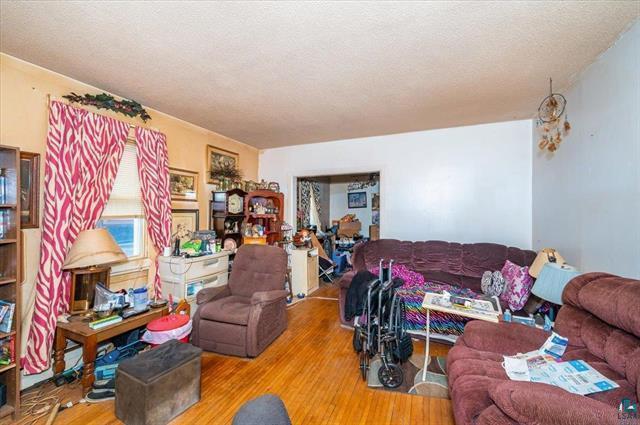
[18,284,454,425]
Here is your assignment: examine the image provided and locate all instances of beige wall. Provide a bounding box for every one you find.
[0,53,259,350]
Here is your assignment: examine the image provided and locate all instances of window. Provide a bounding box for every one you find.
[96,217,145,257]
[97,142,146,260]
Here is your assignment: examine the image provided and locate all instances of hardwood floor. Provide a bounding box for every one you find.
[25,284,454,425]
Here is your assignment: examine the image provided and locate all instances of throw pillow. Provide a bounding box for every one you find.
[481,271,506,297]
[500,260,534,311]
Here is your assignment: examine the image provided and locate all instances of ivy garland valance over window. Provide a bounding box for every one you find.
[63,92,152,122]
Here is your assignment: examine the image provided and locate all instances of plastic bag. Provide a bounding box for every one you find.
[94,283,125,310]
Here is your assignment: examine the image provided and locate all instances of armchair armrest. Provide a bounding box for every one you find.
[251,290,288,306]
[489,380,619,425]
[196,285,230,305]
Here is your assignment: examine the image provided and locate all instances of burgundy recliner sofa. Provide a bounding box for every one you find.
[447,273,640,425]
[337,239,535,325]
[191,244,288,357]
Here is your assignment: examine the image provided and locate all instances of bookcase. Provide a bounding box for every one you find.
[0,145,21,420]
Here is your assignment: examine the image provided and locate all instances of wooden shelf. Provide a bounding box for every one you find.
[249,213,277,219]
[0,363,16,374]
[0,204,16,209]
[0,277,16,286]
[0,404,15,419]
[0,239,17,245]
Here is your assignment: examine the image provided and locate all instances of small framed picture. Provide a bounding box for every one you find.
[20,151,40,228]
[372,193,380,210]
[171,209,200,245]
[169,167,198,202]
[348,192,367,209]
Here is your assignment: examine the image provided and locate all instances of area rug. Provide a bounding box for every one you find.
[370,354,450,400]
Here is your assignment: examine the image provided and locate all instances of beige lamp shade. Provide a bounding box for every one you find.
[529,248,566,278]
[63,228,127,269]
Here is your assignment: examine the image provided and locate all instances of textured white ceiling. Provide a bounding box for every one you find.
[1,1,638,148]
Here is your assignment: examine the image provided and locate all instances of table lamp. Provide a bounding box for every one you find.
[531,263,580,305]
[529,248,566,278]
[63,228,127,312]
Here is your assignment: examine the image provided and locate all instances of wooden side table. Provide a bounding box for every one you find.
[54,307,169,395]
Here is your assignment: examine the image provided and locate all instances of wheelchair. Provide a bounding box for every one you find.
[352,260,412,388]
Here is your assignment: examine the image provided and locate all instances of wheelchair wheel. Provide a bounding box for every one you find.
[359,350,369,381]
[378,363,403,388]
[353,327,363,353]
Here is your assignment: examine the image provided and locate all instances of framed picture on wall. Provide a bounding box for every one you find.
[169,167,199,202]
[171,209,200,246]
[348,192,367,208]
[206,145,239,184]
[20,151,40,228]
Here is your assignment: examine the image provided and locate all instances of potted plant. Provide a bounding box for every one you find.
[210,163,242,190]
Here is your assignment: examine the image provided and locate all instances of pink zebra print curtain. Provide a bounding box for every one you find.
[135,127,172,299]
[23,101,130,374]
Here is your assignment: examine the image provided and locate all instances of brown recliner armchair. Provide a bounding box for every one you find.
[191,244,288,357]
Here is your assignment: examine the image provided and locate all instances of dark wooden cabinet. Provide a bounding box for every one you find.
[210,189,246,248]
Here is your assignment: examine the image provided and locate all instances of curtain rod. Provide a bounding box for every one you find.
[47,94,160,132]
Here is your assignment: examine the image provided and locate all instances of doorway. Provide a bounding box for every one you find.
[296,172,380,239]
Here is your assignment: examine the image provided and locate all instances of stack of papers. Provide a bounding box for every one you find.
[502,333,619,395]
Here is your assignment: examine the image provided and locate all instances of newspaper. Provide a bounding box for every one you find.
[503,333,619,395]
[529,359,619,395]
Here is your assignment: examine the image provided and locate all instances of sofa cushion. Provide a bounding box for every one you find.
[461,243,509,278]
[360,239,414,270]
[499,260,534,311]
[198,295,251,325]
[412,241,462,275]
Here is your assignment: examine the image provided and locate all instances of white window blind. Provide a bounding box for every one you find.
[102,143,144,217]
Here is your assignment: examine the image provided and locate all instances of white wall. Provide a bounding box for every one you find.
[329,177,379,237]
[532,21,640,278]
[260,120,533,248]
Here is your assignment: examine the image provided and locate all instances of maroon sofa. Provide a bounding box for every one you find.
[191,245,288,357]
[447,273,640,425]
[338,239,536,325]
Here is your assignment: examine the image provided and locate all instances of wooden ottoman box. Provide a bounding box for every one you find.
[115,340,202,425]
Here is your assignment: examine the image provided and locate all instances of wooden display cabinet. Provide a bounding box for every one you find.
[210,189,246,248]
[244,190,284,245]
[0,145,21,420]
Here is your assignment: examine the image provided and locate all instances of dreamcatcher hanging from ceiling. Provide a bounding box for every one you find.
[536,78,571,153]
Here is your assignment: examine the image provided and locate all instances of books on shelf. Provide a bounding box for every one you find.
[0,300,15,334]
[0,335,16,365]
